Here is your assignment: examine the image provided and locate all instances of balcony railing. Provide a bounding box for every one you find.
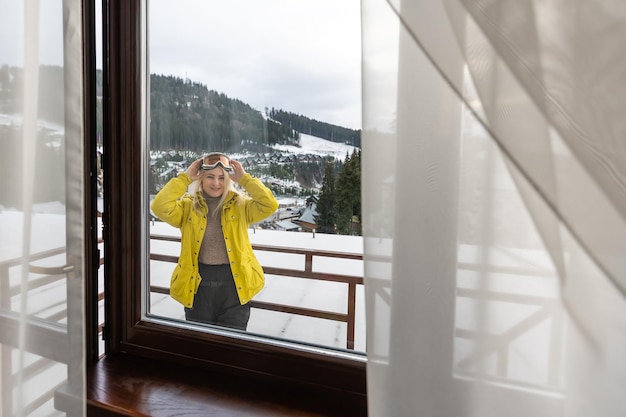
[2,235,567,412]
[0,247,75,416]
[149,233,364,350]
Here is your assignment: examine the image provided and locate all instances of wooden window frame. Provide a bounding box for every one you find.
[100,0,367,402]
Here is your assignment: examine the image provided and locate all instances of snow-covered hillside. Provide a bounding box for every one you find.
[272,133,358,161]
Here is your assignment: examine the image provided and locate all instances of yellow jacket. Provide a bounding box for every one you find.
[150,172,278,307]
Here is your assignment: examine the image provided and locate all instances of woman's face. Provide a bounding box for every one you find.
[200,167,226,198]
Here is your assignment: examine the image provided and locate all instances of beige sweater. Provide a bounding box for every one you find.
[198,195,229,265]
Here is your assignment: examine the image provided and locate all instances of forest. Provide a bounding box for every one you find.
[268,109,361,148]
[0,65,361,152]
[149,74,361,152]
[149,74,299,152]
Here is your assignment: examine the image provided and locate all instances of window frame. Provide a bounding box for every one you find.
[101,0,367,399]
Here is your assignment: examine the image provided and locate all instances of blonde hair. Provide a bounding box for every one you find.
[191,167,245,217]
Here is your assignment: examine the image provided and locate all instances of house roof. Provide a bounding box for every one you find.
[298,206,317,225]
[275,220,300,231]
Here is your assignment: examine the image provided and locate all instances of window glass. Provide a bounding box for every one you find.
[146,0,365,354]
[95,0,105,359]
[0,0,86,414]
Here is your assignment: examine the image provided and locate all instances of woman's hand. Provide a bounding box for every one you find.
[186,158,203,181]
[229,159,246,183]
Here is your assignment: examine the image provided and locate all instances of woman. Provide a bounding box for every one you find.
[151,152,278,330]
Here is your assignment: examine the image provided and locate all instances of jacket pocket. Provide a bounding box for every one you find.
[169,264,195,307]
[241,256,265,296]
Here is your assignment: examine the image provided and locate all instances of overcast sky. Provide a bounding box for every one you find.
[0,0,64,68]
[0,0,362,130]
[148,0,362,129]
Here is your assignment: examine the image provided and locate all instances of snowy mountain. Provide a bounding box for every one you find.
[271,133,358,162]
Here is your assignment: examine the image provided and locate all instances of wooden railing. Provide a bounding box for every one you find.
[0,247,74,416]
[149,233,364,350]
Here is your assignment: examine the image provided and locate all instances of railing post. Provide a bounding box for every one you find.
[347,281,356,350]
[1,264,11,416]
[304,253,313,273]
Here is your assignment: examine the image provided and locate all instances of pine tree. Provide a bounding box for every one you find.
[335,153,353,234]
[335,150,361,235]
[351,149,361,234]
[315,161,337,234]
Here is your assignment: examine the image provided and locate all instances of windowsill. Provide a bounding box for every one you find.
[82,353,367,416]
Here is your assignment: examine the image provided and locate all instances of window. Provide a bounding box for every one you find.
[102,0,366,397]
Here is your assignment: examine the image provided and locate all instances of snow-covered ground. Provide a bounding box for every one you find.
[272,133,358,161]
[0,112,64,132]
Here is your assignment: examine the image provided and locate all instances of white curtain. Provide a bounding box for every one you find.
[0,1,85,416]
[362,0,626,416]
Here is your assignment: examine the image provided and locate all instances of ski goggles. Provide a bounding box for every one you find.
[201,152,233,173]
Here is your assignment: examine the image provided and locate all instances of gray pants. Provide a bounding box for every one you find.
[184,263,250,331]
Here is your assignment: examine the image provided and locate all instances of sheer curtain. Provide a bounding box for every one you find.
[0,1,85,416]
[362,0,626,416]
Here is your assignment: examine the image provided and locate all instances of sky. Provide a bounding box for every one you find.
[0,0,65,68]
[148,0,362,129]
[0,1,362,130]
[0,0,362,130]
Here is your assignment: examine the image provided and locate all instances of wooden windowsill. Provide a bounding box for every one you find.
[82,353,367,417]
